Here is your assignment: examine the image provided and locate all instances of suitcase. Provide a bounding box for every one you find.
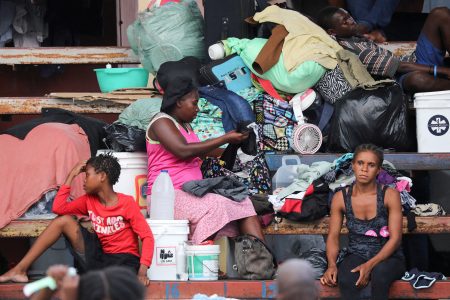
[203,0,267,51]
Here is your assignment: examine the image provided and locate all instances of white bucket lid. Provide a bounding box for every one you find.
[185,244,220,254]
[96,150,147,159]
[414,90,450,98]
[414,98,450,109]
[146,219,189,235]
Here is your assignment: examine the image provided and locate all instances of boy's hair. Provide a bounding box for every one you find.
[86,153,121,185]
[78,266,145,300]
[316,6,341,30]
[353,144,384,167]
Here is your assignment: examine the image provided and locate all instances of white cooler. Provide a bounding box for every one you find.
[414,90,450,153]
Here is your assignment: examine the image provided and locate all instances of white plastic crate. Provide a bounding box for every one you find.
[414,90,450,153]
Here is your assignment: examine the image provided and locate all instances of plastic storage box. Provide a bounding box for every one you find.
[414,90,450,153]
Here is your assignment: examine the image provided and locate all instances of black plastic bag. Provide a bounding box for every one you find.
[104,123,146,152]
[327,83,413,152]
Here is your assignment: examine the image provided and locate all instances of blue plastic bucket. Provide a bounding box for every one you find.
[94,68,149,93]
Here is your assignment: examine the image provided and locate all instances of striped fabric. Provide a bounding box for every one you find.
[336,36,415,78]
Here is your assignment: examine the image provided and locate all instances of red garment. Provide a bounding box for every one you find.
[53,185,154,267]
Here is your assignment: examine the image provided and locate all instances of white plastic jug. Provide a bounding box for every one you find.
[150,170,175,220]
[272,155,302,190]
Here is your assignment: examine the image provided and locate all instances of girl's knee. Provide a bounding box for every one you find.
[53,215,77,227]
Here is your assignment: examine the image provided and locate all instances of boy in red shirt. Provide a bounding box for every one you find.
[0,154,154,286]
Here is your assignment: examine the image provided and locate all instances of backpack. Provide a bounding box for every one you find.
[234,234,277,280]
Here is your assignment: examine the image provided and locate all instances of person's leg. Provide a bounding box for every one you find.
[238,215,265,242]
[403,71,450,93]
[371,256,406,300]
[420,7,450,57]
[0,215,84,283]
[337,253,366,299]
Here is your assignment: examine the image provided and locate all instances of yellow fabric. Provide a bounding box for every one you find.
[253,6,342,71]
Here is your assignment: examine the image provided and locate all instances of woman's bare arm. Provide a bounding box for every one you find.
[148,118,248,160]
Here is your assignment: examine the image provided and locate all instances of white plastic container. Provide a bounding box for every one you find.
[96,150,148,209]
[185,244,220,281]
[414,91,450,153]
[150,170,175,220]
[147,219,189,281]
[271,155,302,190]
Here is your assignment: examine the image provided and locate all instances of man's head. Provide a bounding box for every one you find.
[317,6,358,38]
[84,153,121,194]
[277,259,320,300]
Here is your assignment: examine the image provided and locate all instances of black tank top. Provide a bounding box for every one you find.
[342,184,403,260]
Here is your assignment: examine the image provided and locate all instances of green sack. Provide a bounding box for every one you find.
[225,37,326,94]
[127,0,205,74]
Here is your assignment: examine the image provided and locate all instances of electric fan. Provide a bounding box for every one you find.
[290,90,323,154]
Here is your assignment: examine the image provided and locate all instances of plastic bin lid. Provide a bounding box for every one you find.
[414,90,450,98]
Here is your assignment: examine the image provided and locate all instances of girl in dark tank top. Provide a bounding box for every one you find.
[320,144,405,299]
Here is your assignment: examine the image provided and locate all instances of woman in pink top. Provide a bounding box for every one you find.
[146,58,264,244]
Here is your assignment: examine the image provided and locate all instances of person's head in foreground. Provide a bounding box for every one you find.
[83,153,121,195]
[277,259,320,300]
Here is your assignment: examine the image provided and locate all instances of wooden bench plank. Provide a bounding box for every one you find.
[0,97,129,115]
[2,216,449,238]
[265,153,450,171]
[0,47,139,65]
[1,280,449,299]
[263,216,450,235]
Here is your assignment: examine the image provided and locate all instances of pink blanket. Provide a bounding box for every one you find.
[0,123,90,229]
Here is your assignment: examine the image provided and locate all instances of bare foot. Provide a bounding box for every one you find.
[0,269,29,283]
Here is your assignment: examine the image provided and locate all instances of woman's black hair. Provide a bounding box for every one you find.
[86,153,121,185]
[78,266,145,300]
[353,144,384,167]
[316,6,341,30]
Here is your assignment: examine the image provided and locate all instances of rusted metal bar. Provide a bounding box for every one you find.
[0,47,139,65]
[263,216,450,235]
[0,97,128,114]
[265,153,450,171]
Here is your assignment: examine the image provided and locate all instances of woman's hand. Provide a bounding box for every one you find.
[224,130,249,144]
[137,265,149,286]
[320,265,338,286]
[60,273,80,300]
[352,262,372,288]
[46,265,69,289]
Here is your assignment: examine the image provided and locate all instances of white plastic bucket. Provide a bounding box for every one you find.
[414,91,450,153]
[146,219,189,281]
[185,244,220,281]
[96,150,148,209]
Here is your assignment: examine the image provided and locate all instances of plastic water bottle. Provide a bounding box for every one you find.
[23,267,77,297]
[150,170,175,220]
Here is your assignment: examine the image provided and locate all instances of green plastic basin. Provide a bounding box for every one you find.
[94,67,149,93]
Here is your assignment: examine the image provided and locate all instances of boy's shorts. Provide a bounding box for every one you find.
[66,219,140,274]
[415,33,445,66]
[397,33,445,89]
